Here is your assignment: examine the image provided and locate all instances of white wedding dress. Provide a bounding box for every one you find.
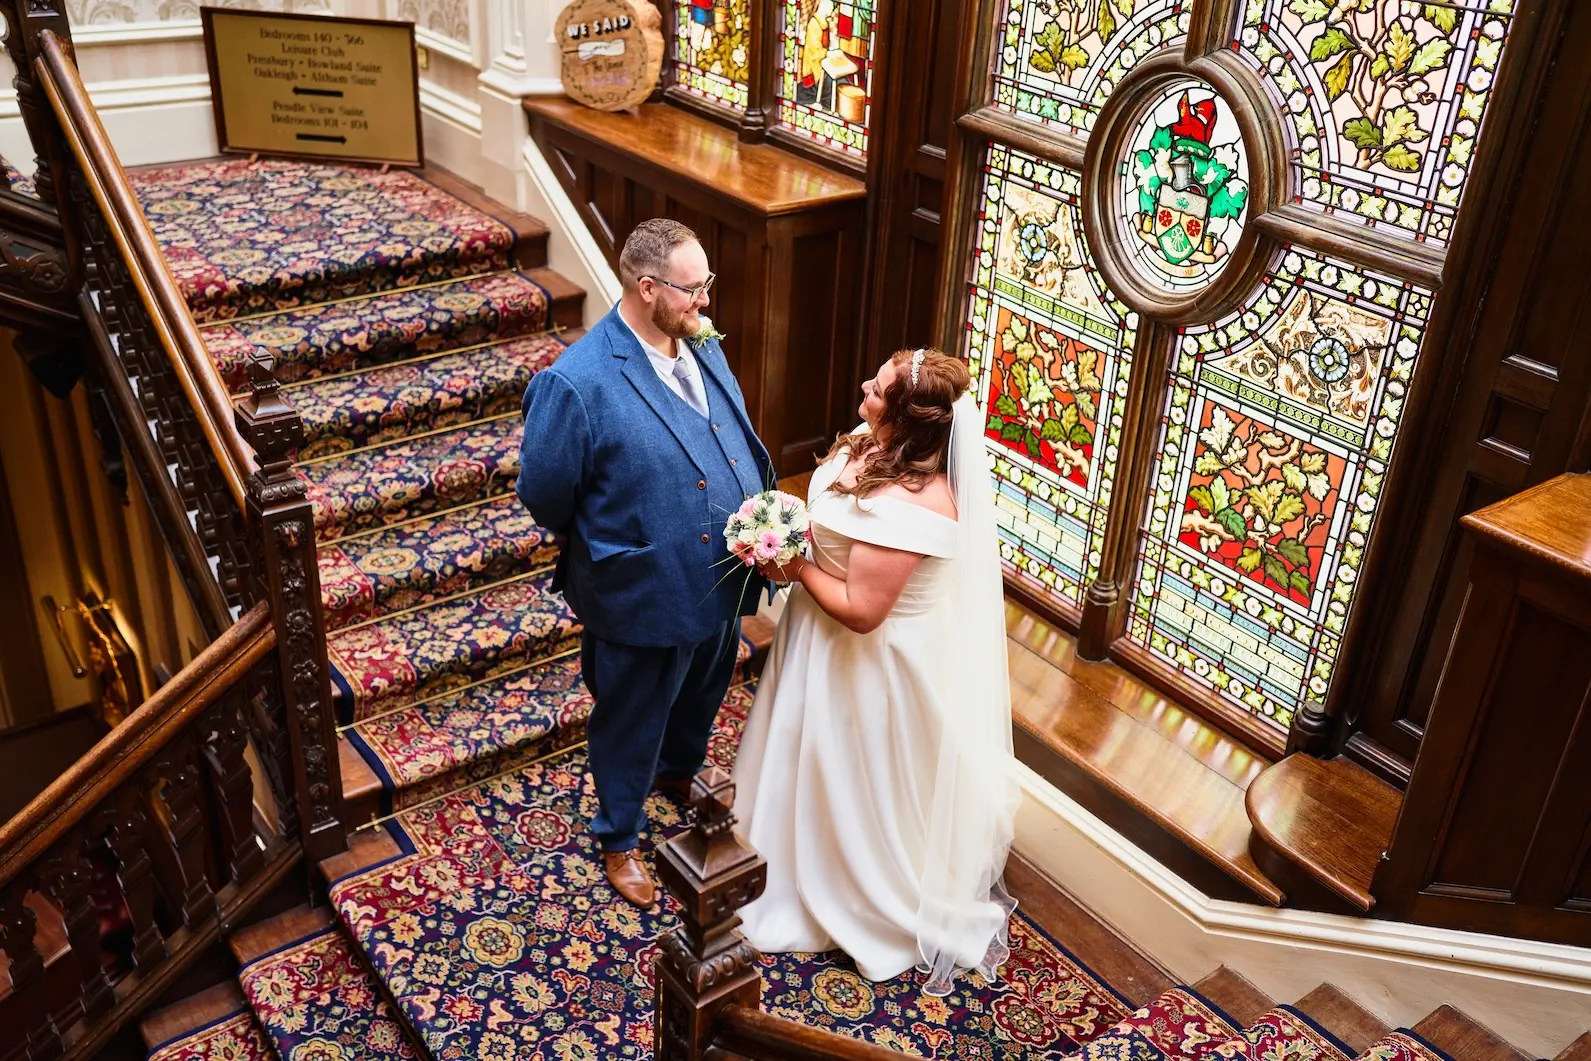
[732,396,1021,993]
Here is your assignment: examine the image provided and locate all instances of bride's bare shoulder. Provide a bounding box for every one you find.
[876,475,956,520]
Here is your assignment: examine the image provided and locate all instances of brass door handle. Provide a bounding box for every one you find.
[40,595,87,678]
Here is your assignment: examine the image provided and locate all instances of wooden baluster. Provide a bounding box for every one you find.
[202,684,265,886]
[100,793,167,971]
[235,352,345,864]
[152,733,218,927]
[0,885,63,1061]
[654,767,768,1061]
[39,834,116,1028]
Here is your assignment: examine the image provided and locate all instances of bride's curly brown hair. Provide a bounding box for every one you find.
[823,348,971,499]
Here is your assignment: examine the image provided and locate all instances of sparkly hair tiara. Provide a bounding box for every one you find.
[909,348,925,387]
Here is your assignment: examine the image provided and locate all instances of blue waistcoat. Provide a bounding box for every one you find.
[515,305,774,647]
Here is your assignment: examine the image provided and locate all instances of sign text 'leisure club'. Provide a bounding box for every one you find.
[202,7,423,168]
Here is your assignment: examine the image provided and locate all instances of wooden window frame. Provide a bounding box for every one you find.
[650,0,878,178]
[929,0,1535,759]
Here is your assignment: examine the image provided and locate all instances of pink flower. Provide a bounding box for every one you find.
[730,541,757,566]
[737,497,759,518]
[753,531,783,561]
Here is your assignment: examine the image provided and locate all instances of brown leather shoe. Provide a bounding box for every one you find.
[603,850,658,908]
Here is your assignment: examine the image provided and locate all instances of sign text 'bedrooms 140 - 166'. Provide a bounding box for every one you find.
[202,8,422,167]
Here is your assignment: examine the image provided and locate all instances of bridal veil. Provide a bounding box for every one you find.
[916,390,1023,995]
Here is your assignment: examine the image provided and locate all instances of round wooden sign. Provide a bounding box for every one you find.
[556,0,663,113]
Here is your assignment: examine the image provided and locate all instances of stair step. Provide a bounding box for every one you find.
[1245,753,1401,912]
[232,905,419,1061]
[1290,984,1390,1057]
[298,413,521,540]
[132,157,519,324]
[1073,986,1248,1059]
[203,269,566,391]
[1004,854,1175,1007]
[340,652,590,821]
[140,981,256,1054]
[416,164,550,270]
[318,494,558,630]
[1224,1007,1357,1061]
[1191,968,1275,1031]
[327,568,580,724]
[1409,1005,1531,1061]
[292,330,570,458]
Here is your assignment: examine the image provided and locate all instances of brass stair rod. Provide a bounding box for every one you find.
[39,595,87,678]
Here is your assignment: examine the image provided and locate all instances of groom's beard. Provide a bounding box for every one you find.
[651,297,698,341]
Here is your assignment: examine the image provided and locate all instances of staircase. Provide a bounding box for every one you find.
[105,157,1585,1061]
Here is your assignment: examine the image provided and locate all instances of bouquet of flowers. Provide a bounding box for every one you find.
[724,490,810,568]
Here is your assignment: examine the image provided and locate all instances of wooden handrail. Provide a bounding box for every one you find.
[34,30,254,511]
[0,602,274,889]
[713,1007,909,1061]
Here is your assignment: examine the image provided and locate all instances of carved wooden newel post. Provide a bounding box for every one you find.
[235,352,346,865]
[655,766,768,1061]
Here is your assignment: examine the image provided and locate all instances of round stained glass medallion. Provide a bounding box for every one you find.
[1118,77,1250,295]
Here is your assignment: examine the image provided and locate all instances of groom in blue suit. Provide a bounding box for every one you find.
[516,219,773,908]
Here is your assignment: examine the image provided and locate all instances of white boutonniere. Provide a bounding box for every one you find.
[689,315,726,350]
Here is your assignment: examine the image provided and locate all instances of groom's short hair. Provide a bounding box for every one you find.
[620,218,700,289]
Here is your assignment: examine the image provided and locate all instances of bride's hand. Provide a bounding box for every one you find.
[757,554,809,585]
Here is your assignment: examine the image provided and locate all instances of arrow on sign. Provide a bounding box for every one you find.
[296,133,348,143]
[292,86,345,97]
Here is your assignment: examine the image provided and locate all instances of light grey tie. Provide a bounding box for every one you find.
[673,354,709,418]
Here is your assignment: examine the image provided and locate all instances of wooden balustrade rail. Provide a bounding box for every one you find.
[710,1007,911,1061]
[0,603,273,890]
[35,30,254,511]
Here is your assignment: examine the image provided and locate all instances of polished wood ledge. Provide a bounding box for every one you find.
[1245,754,1401,913]
[1005,603,1282,904]
[523,99,866,216]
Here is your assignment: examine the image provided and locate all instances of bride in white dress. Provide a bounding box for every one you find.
[732,348,1021,995]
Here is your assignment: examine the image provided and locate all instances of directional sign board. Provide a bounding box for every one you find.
[201,8,423,167]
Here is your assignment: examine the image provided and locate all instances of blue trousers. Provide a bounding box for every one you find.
[582,619,740,852]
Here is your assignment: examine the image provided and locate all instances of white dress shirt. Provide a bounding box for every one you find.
[618,304,710,418]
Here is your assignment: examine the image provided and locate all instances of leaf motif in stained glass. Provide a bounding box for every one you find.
[1236,0,1519,245]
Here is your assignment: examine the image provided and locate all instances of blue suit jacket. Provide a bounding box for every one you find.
[515,305,775,647]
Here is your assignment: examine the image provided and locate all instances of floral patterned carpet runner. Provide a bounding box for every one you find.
[133,159,1454,1061]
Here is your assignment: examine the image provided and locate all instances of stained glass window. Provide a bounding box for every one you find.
[991,0,1189,136]
[1119,78,1251,294]
[1236,0,1517,245]
[1124,250,1431,728]
[674,0,752,110]
[777,0,876,158]
[965,144,1138,612]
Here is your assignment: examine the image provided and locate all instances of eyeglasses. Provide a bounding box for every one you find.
[644,273,716,301]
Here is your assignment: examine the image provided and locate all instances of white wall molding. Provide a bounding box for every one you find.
[520,137,618,326]
[1011,761,1591,1057]
[71,19,202,46]
[416,24,475,68]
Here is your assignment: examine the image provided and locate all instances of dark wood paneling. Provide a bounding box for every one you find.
[1341,0,1591,782]
[524,99,866,473]
[1375,474,1591,946]
[858,0,969,369]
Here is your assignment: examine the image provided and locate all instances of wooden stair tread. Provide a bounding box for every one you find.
[339,733,384,825]
[319,826,405,885]
[1006,616,1283,904]
[527,265,587,330]
[418,163,550,270]
[1554,1032,1591,1061]
[1289,983,1390,1056]
[140,980,249,1050]
[1190,967,1274,1030]
[1245,754,1401,911]
[229,904,336,966]
[525,99,866,216]
[1410,1004,1531,1061]
[1005,854,1174,1007]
